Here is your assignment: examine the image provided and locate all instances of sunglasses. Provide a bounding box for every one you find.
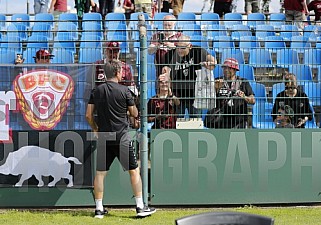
[285,86,297,90]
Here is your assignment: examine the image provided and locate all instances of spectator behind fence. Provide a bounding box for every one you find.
[85,60,156,219]
[33,49,54,64]
[147,73,180,129]
[274,104,295,128]
[245,0,260,14]
[272,73,312,128]
[49,0,67,22]
[162,34,217,118]
[135,0,153,18]
[284,0,309,30]
[99,0,116,23]
[148,15,182,77]
[308,0,321,22]
[205,58,255,129]
[74,0,99,29]
[34,0,50,14]
[96,42,138,92]
[171,0,185,17]
[214,0,233,18]
[118,0,135,20]
[15,49,54,65]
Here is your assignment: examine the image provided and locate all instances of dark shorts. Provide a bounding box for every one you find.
[214,2,232,18]
[99,0,115,16]
[96,134,138,171]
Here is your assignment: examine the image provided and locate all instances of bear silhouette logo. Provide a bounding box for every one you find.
[0,146,82,187]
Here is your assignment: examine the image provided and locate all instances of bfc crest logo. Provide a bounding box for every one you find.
[13,70,74,130]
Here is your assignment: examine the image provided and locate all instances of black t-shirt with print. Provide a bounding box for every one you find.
[165,47,208,98]
[215,76,254,128]
[272,89,312,128]
[92,81,135,142]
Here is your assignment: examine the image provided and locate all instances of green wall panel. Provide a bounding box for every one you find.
[151,129,321,205]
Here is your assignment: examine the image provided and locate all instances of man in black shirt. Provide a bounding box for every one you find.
[272,73,312,128]
[162,34,217,118]
[86,60,156,219]
[206,58,255,128]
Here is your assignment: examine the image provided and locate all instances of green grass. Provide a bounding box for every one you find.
[1,206,321,225]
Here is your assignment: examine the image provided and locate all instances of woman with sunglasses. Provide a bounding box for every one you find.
[272,73,312,128]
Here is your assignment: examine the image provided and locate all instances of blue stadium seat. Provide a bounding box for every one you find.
[288,65,313,85]
[269,13,286,31]
[303,25,321,42]
[272,82,284,103]
[82,12,102,22]
[0,14,6,31]
[11,13,30,28]
[57,22,78,40]
[247,13,266,30]
[212,35,235,53]
[26,35,49,49]
[303,49,321,69]
[190,35,209,49]
[177,12,196,28]
[221,48,245,64]
[276,49,299,68]
[53,35,76,53]
[82,22,103,39]
[0,35,22,54]
[280,25,300,41]
[59,13,78,28]
[51,48,75,64]
[230,24,252,41]
[105,12,126,28]
[207,24,228,40]
[223,13,243,30]
[248,49,273,68]
[239,36,260,54]
[0,49,15,64]
[182,24,201,37]
[249,81,267,102]
[290,36,311,53]
[7,23,28,41]
[34,13,54,28]
[264,36,286,53]
[255,24,275,41]
[237,64,255,81]
[106,23,128,40]
[304,82,321,107]
[31,23,53,40]
[200,13,219,26]
[22,48,39,63]
[252,101,275,129]
[80,34,102,48]
[79,48,103,63]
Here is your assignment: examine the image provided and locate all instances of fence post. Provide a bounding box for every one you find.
[138,13,149,206]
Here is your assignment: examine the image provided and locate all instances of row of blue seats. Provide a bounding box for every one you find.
[0,12,300,31]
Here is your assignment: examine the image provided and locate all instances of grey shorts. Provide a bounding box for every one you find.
[96,136,138,171]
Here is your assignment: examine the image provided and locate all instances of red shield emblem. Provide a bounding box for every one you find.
[13,69,74,130]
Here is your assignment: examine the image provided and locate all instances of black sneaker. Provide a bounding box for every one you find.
[136,206,156,217]
[94,209,108,219]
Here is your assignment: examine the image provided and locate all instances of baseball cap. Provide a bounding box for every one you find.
[222,58,239,71]
[106,41,120,51]
[33,49,54,59]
